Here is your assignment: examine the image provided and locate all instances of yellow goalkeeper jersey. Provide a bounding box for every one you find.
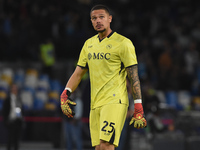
[77,32,138,109]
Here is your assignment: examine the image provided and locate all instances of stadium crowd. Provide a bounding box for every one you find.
[0,0,200,91]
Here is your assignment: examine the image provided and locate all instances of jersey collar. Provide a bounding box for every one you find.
[98,31,114,42]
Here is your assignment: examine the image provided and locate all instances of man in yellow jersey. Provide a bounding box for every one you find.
[60,4,147,150]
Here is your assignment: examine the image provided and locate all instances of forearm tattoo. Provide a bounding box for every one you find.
[126,65,142,99]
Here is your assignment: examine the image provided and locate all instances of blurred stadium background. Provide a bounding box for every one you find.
[0,0,200,150]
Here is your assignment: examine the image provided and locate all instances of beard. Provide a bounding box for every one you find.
[95,28,106,33]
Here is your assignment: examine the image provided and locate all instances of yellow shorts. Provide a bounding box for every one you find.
[89,103,128,147]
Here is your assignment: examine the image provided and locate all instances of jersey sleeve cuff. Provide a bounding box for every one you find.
[77,64,88,69]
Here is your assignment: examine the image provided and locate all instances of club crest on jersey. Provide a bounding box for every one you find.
[106,44,112,49]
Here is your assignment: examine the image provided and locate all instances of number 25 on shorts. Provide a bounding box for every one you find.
[101,121,115,133]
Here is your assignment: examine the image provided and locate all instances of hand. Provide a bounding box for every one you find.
[129,103,147,129]
[60,89,76,118]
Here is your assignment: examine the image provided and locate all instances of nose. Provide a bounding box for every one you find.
[96,17,101,23]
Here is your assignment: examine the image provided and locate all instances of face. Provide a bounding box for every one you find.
[90,9,112,33]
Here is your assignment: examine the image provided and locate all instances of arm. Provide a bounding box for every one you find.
[61,66,88,118]
[126,65,142,100]
[126,64,147,128]
[66,66,88,92]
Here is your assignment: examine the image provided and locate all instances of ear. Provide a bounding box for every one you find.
[109,15,112,23]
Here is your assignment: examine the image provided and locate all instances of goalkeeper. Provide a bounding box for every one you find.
[60,4,147,150]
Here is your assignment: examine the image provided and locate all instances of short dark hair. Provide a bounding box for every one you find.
[90,4,110,15]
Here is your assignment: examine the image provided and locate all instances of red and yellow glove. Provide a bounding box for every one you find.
[60,88,76,118]
[129,99,147,129]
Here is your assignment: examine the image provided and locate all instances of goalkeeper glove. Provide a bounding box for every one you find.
[129,100,147,129]
[60,88,76,118]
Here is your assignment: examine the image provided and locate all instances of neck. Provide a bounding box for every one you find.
[98,28,112,40]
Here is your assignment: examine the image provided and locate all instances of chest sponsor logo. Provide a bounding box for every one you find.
[88,53,92,60]
[88,52,110,60]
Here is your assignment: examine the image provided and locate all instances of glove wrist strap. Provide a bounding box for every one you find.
[134,99,142,104]
[65,87,72,96]
[65,87,72,93]
[134,101,144,116]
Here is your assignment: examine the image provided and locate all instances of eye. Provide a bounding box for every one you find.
[92,17,96,21]
[100,16,104,19]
